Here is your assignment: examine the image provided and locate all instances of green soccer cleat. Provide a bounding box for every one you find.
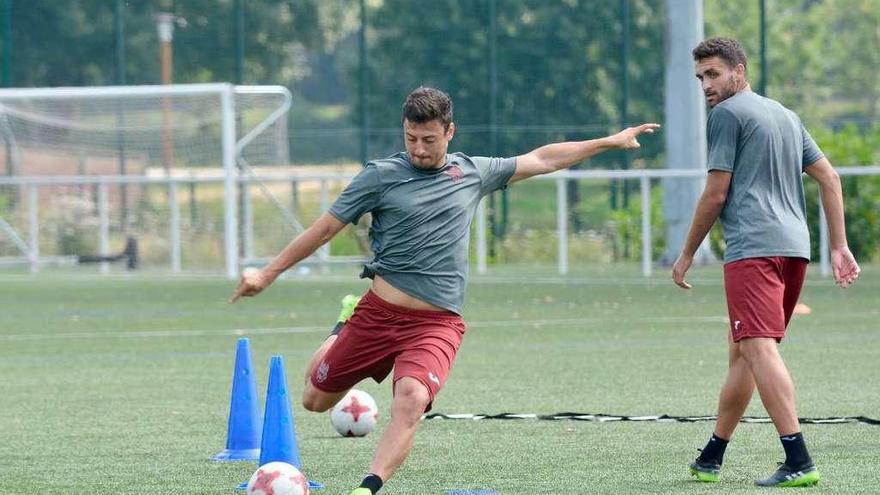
[755,463,820,487]
[689,459,721,483]
[337,294,361,323]
[348,488,372,495]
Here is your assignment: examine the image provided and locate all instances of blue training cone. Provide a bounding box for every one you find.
[213,338,262,461]
[237,355,323,490]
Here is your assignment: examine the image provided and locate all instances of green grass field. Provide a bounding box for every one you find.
[1,265,878,494]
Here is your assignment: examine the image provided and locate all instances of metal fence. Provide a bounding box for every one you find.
[2,166,876,278]
[2,1,878,268]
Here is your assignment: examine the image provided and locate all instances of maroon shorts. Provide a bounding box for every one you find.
[724,256,808,343]
[310,290,466,411]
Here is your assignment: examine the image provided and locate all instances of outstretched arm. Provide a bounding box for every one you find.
[671,170,731,289]
[229,212,347,302]
[509,123,661,184]
[805,157,860,287]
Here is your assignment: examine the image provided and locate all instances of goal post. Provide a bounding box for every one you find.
[0,83,293,278]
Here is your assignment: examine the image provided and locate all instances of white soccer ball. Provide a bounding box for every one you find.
[330,389,379,437]
[245,461,309,495]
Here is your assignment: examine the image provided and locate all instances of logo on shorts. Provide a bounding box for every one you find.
[428,371,441,386]
[316,361,330,383]
[734,320,742,331]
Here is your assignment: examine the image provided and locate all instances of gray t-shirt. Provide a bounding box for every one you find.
[328,151,517,314]
[707,91,824,262]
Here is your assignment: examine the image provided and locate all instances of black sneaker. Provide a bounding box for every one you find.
[755,463,820,487]
[689,458,721,483]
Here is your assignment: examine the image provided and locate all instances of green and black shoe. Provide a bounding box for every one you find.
[755,463,820,487]
[337,294,361,323]
[330,294,362,337]
[689,458,721,483]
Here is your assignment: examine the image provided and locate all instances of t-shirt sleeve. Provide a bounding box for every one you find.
[328,164,380,225]
[801,123,824,170]
[472,156,517,195]
[706,107,740,172]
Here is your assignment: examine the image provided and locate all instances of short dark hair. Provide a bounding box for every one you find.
[402,87,453,128]
[692,37,748,70]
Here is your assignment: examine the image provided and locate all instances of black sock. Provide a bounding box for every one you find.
[698,433,729,465]
[359,473,383,494]
[780,432,812,469]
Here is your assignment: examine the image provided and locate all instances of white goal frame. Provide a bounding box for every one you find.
[0,83,292,278]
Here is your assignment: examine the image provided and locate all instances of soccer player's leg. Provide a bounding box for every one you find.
[352,321,464,494]
[741,337,819,486]
[353,377,431,494]
[731,258,816,486]
[716,339,756,438]
[302,294,385,413]
[690,339,756,482]
[303,294,362,387]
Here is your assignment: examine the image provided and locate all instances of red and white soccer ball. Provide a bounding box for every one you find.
[330,389,379,437]
[245,461,309,495]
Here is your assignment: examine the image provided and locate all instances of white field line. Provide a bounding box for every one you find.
[0,273,724,286]
[0,315,729,342]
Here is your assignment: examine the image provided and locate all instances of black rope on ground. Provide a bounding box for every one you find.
[423,412,880,425]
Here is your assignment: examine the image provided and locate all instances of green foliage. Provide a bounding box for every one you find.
[810,124,880,261]
[607,182,667,261]
[705,0,880,126]
[42,195,99,256]
[0,190,10,215]
[362,0,665,163]
[9,0,333,87]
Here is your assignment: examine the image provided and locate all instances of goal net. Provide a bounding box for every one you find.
[0,84,301,277]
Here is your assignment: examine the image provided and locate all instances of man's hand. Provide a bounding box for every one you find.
[831,246,860,288]
[610,123,661,150]
[672,253,694,289]
[229,267,270,303]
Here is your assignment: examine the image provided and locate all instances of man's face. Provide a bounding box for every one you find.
[695,56,745,107]
[404,118,455,170]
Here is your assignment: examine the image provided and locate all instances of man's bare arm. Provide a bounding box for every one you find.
[509,123,660,184]
[672,170,731,289]
[805,157,860,287]
[229,212,348,302]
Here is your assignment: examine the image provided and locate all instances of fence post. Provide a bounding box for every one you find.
[476,197,487,275]
[556,177,568,276]
[641,176,652,277]
[818,196,830,277]
[221,85,239,279]
[169,180,181,272]
[290,179,299,216]
[28,185,39,273]
[98,182,110,274]
[319,178,330,274]
[243,180,253,262]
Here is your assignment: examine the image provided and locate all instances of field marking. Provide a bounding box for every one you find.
[423,412,880,426]
[0,315,730,342]
[0,325,328,341]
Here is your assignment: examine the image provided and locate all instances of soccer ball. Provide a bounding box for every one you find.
[330,389,379,437]
[245,461,309,495]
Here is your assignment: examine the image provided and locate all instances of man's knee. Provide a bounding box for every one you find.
[739,337,779,364]
[392,378,431,419]
[302,385,343,412]
[302,394,331,412]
